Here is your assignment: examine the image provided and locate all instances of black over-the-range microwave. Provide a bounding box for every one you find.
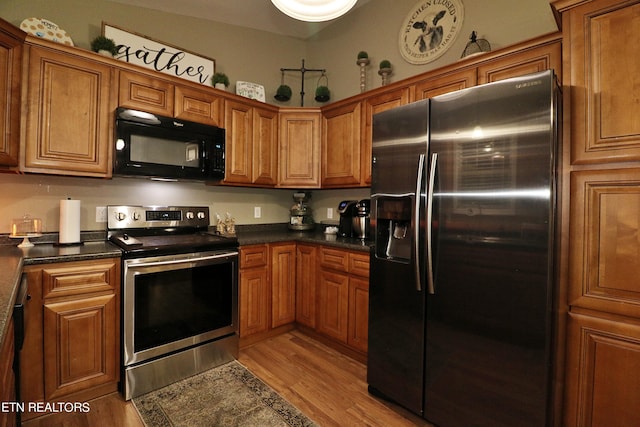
[114,107,225,181]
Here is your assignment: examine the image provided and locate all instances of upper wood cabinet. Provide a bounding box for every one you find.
[412,68,477,100]
[476,40,561,84]
[278,108,321,188]
[555,0,640,164]
[224,100,278,186]
[22,42,116,177]
[321,100,363,187]
[0,19,24,167]
[119,70,224,126]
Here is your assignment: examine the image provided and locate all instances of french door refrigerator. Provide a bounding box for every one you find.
[367,70,559,427]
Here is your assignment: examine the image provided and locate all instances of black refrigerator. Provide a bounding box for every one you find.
[367,70,559,427]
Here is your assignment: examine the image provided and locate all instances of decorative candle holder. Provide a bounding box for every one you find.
[356,57,370,93]
[378,67,392,86]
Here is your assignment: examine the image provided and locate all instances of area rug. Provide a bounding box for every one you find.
[132,361,318,427]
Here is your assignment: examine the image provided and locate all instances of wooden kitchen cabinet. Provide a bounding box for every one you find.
[317,247,370,354]
[412,68,477,100]
[119,70,224,126]
[278,108,321,188]
[476,39,561,84]
[21,258,120,420]
[0,18,24,167]
[239,244,270,338]
[564,310,640,427]
[270,243,296,328]
[0,318,16,427]
[296,244,317,328]
[321,100,363,187]
[362,87,412,185]
[555,0,640,164]
[224,100,278,186]
[22,42,116,177]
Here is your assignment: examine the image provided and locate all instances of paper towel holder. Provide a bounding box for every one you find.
[56,198,84,246]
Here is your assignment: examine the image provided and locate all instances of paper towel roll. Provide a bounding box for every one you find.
[59,199,81,244]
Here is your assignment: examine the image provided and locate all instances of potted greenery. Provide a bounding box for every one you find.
[356,50,370,65]
[378,59,392,85]
[274,84,292,102]
[315,85,330,103]
[90,35,118,57]
[212,72,230,90]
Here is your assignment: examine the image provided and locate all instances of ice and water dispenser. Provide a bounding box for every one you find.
[374,196,413,261]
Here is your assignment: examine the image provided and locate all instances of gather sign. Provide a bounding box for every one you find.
[103,23,215,85]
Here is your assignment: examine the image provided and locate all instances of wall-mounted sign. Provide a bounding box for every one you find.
[102,23,215,85]
[398,0,465,65]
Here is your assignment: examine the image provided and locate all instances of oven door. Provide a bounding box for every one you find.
[123,250,238,366]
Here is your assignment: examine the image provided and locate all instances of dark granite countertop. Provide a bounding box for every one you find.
[234,223,373,253]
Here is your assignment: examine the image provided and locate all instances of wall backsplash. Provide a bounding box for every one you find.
[0,174,370,234]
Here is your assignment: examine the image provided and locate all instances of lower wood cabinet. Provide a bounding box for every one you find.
[317,247,370,354]
[239,241,370,357]
[21,258,120,420]
[564,310,640,426]
[0,318,16,427]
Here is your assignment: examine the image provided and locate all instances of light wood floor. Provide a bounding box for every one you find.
[23,330,431,426]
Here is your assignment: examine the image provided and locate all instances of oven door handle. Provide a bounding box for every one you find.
[130,251,238,268]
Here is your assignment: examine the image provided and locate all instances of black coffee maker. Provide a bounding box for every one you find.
[337,200,358,237]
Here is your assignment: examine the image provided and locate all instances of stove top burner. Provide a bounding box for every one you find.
[107,205,238,257]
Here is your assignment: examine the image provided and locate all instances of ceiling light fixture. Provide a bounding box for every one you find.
[271,0,358,22]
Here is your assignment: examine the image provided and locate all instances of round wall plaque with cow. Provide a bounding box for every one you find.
[398,0,465,65]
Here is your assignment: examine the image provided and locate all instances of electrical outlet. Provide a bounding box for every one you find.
[96,206,107,223]
[327,208,333,219]
[254,206,262,218]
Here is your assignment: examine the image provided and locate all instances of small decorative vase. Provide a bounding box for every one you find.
[98,49,113,57]
[214,83,226,91]
[356,58,370,93]
[378,67,392,86]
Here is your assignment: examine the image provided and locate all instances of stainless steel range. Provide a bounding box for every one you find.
[108,205,239,400]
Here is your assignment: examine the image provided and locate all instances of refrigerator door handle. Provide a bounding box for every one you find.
[414,153,426,292]
[426,152,438,294]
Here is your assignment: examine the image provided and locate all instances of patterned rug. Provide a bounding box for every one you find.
[132,361,318,427]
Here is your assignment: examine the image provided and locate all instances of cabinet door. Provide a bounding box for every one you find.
[296,244,317,328]
[413,68,477,100]
[224,100,253,184]
[175,85,224,126]
[563,1,640,164]
[322,101,363,187]
[0,318,16,427]
[23,45,116,176]
[348,276,369,353]
[271,243,296,328]
[570,169,640,318]
[252,106,278,186]
[43,293,118,400]
[0,24,23,166]
[363,87,411,185]
[279,109,321,188]
[239,267,270,337]
[317,269,349,343]
[476,40,561,84]
[20,268,44,410]
[564,311,640,427]
[118,70,174,116]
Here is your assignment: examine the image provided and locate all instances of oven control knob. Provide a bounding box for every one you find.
[131,211,141,221]
[186,211,195,220]
[115,211,127,221]
[197,211,206,220]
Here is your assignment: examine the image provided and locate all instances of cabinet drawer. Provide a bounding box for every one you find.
[119,70,174,116]
[320,247,349,272]
[349,252,370,277]
[42,260,118,300]
[240,245,269,268]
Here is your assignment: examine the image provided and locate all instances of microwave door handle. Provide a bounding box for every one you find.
[426,152,438,295]
[414,154,425,292]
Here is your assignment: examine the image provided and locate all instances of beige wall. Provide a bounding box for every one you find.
[0,0,555,234]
